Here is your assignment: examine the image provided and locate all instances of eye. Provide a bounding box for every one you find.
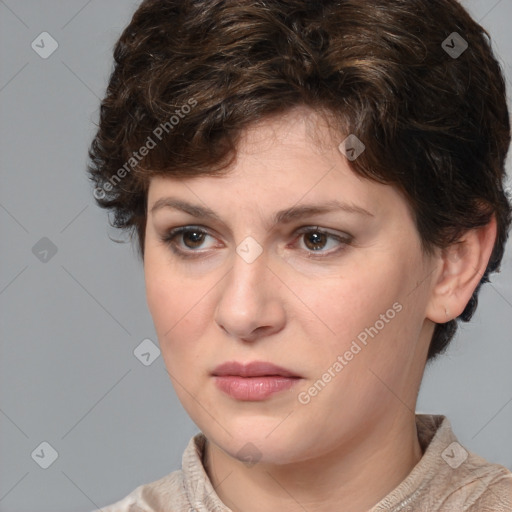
[292,226,352,258]
[160,226,218,258]
[159,225,352,259]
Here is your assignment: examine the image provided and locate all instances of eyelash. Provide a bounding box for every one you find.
[159,225,353,260]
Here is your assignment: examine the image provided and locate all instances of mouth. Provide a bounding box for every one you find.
[212,360,301,378]
[211,361,302,401]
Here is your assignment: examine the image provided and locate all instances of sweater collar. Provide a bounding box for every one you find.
[181,414,451,511]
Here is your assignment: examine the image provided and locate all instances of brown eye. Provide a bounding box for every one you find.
[294,226,352,258]
[303,231,328,251]
[181,229,207,249]
[160,226,216,257]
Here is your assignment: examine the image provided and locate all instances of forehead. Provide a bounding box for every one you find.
[146,108,405,222]
[234,106,342,155]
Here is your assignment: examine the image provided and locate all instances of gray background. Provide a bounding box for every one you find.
[0,1,511,511]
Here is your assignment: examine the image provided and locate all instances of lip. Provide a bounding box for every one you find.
[212,361,300,378]
[212,361,302,401]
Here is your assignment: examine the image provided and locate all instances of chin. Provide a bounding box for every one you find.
[203,418,317,466]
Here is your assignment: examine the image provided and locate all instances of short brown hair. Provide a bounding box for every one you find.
[87,0,511,361]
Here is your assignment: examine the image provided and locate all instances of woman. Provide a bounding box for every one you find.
[88,0,512,510]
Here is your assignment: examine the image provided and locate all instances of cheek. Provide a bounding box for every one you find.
[312,262,417,368]
[145,248,193,325]
[144,261,213,365]
[309,271,395,338]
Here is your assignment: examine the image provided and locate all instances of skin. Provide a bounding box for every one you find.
[143,107,497,512]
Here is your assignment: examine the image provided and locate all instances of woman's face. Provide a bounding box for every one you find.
[144,108,438,465]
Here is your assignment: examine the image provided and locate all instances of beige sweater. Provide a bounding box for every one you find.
[93,415,512,511]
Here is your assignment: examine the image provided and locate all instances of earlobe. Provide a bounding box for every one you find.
[426,215,497,324]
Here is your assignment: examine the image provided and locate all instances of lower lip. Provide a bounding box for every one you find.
[213,376,300,401]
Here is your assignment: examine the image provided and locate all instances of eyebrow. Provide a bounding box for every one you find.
[150,197,374,225]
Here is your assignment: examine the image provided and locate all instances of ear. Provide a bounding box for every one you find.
[426,215,497,323]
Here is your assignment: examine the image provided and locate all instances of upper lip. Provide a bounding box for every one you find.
[212,361,300,378]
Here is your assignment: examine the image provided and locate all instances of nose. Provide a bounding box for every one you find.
[214,245,286,343]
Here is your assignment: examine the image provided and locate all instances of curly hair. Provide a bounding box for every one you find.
[87,0,511,361]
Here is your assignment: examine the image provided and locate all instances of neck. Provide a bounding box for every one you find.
[203,411,423,512]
